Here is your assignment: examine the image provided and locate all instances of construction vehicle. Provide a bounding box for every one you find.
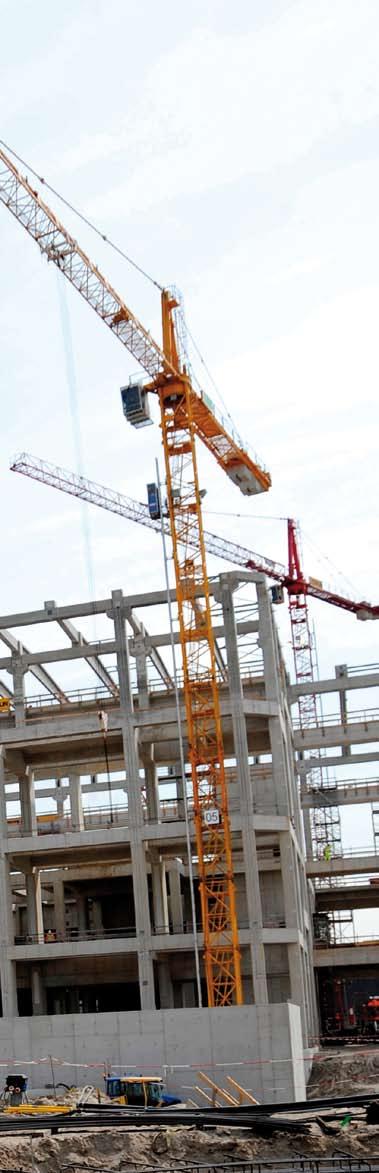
[0,696,12,714]
[2,1074,28,1106]
[105,1074,181,1107]
[0,143,275,1009]
[320,977,379,1042]
[358,996,379,1036]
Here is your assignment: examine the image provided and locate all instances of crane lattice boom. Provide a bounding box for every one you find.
[0,146,270,496]
[10,453,281,576]
[11,453,378,620]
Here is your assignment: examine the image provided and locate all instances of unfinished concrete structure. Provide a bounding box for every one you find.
[0,571,377,1094]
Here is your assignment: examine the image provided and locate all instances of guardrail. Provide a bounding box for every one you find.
[13,916,286,948]
[21,661,264,712]
[314,872,379,888]
[306,776,379,794]
[7,799,287,837]
[345,661,379,676]
[314,933,379,948]
[293,707,379,730]
[312,844,378,860]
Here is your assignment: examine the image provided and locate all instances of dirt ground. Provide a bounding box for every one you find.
[0,1049,377,1171]
[0,1121,375,1173]
[308,1044,379,1098]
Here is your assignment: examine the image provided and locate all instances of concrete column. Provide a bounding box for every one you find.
[142,748,160,821]
[91,899,104,934]
[19,768,37,835]
[173,762,185,819]
[55,779,65,818]
[25,868,44,941]
[279,832,302,930]
[0,819,18,1016]
[12,654,25,725]
[112,590,155,1009]
[279,831,307,1035]
[300,778,313,860]
[134,635,149,708]
[0,749,7,836]
[157,961,174,1009]
[31,966,46,1016]
[168,865,184,932]
[70,774,84,831]
[336,664,350,757]
[257,582,295,821]
[151,850,169,933]
[76,893,87,934]
[53,879,66,940]
[219,575,268,1003]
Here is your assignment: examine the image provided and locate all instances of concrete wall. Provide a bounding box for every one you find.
[0,1004,305,1104]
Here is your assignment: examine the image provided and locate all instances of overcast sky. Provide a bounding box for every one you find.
[1,0,378,883]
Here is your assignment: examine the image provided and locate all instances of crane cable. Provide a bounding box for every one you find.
[0,139,245,442]
[57,274,98,632]
[0,138,163,292]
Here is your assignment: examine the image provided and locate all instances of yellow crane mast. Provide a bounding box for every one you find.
[0,145,271,1007]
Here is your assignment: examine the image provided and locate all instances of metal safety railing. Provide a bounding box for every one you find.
[314,931,379,948]
[344,661,379,676]
[314,872,379,888]
[293,706,379,730]
[312,843,379,860]
[13,916,285,948]
[20,660,264,713]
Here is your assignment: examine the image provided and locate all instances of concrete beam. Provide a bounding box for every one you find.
[297,749,379,775]
[290,670,379,701]
[294,719,379,753]
[0,631,67,702]
[316,884,379,911]
[0,585,218,634]
[314,943,379,967]
[126,608,173,689]
[307,854,379,877]
[58,618,119,696]
[301,781,379,808]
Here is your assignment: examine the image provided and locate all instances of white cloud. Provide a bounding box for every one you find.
[53,1,379,218]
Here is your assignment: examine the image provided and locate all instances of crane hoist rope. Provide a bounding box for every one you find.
[0,137,163,292]
[0,143,273,1007]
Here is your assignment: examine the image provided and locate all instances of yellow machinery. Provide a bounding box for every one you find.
[0,696,11,713]
[105,1074,180,1107]
[0,145,271,1007]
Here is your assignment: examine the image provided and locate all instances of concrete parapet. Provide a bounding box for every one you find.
[0,1003,305,1104]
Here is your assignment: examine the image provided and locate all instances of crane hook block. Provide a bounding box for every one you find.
[121,383,152,428]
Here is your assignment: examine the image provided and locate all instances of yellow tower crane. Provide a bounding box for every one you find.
[0,145,271,1007]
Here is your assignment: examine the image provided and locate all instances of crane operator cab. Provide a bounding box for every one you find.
[105,1074,180,1108]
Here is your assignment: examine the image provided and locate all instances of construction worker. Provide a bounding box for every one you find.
[323,843,332,862]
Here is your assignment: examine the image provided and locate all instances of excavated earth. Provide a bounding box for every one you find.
[308,1044,379,1098]
[0,1049,377,1171]
[0,1122,377,1173]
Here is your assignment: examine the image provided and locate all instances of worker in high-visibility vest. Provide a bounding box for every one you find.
[323,844,332,862]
